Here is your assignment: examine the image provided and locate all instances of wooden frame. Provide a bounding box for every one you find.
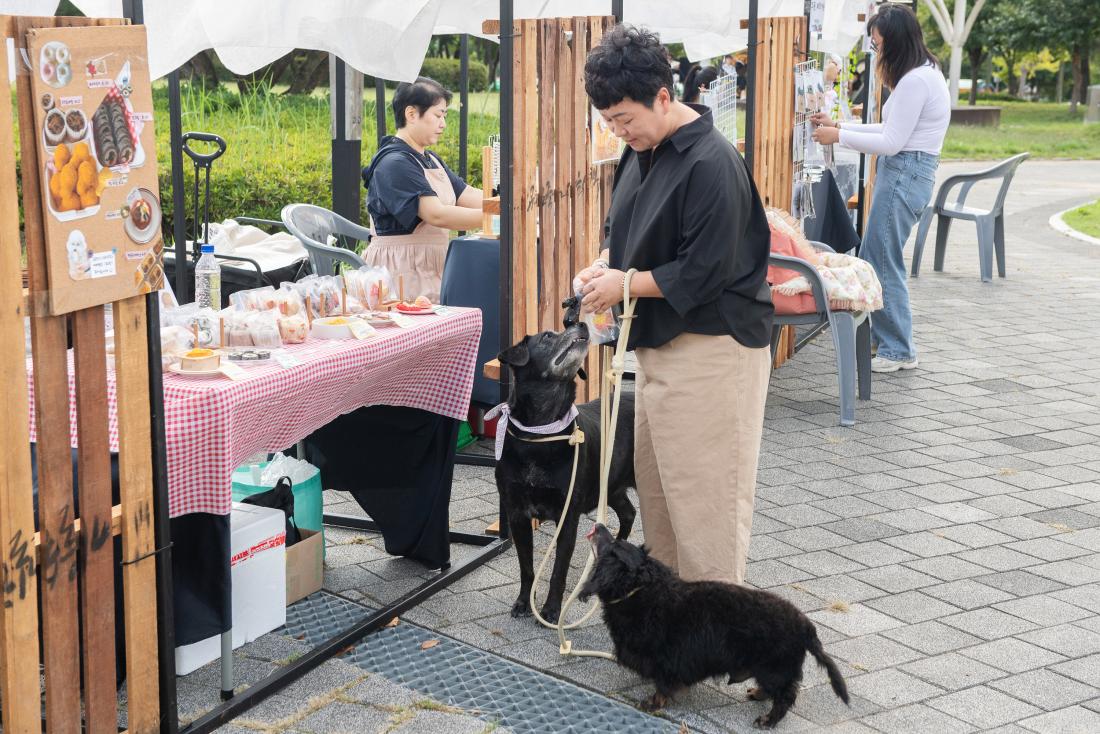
[483,15,614,401]
[748,14,809,369]
[0,14,161,734]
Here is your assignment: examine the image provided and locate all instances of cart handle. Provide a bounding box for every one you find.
[181,132,227,167]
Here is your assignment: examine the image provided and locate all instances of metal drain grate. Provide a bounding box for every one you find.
[286,592,681,734]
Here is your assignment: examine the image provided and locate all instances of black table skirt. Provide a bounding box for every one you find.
[31,403,462,654]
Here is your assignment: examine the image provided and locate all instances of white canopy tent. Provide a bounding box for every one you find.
[0,0,869,80]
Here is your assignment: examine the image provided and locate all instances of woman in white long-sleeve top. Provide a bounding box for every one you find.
[812,5,950,373]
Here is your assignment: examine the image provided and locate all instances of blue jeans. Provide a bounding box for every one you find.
[860,150,938,362]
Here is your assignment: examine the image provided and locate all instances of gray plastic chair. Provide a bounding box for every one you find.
[911,153,1029,282]
[281,203,369,276]
[770,241,871,427]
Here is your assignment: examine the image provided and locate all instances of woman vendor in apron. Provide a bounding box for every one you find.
[361,77,483,302]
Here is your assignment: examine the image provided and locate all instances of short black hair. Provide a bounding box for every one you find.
[584,24,674,110]
[392,76,452,129]
[867,4,938,89]
[682,65,718,104]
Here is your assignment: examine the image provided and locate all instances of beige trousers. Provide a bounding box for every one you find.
[635,331,771,585]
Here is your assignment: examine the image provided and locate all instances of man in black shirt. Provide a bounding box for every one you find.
[577,25,773,586]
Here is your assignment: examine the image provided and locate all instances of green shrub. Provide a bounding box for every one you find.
[419,58,490,93]
[152,82,497,243]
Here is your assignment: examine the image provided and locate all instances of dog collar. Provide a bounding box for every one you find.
[485,403,579,460]
[605,587,642,605]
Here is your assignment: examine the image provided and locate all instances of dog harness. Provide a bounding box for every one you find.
[484,403,580,460]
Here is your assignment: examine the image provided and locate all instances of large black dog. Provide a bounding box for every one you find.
[494,303,636,624]
[580,524,849,729]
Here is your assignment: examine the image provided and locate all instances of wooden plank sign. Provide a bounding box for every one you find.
[27,24,164,315]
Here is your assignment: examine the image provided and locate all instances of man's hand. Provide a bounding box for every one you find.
[580,269,625,314]
[810,112,835,128]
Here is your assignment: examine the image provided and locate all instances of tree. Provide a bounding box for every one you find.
[922,0,990,104]
[980,0,1042,98]
[1029,0,1100,110]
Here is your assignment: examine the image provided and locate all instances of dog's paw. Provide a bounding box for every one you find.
[538,603,561,624]
[510,598,532,618]
[640,692,669,712]
[752,714,774,730]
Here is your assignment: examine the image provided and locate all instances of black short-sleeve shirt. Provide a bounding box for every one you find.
[605,105,774,350]
[362,136,467,236]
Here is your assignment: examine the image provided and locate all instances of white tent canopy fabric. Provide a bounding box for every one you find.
[2,0,868,81]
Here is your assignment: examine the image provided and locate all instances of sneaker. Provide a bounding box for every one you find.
[871,356,919,373]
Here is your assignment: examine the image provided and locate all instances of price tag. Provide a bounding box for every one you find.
[348,320,376,339]
[389,313,417,329]
[219,362,248,380]
[273,350,301,368]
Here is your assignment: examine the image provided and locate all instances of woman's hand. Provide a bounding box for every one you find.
[810,112,835,128]
[573,261,608,288]
[813,126,840,145]
[580,269,624,314]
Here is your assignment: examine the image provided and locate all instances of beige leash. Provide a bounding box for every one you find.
[523,269,638,660]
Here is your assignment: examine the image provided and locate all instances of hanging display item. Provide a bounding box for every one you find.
[27,24,164,314]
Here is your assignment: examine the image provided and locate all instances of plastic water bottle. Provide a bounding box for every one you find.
[195,244,221,309]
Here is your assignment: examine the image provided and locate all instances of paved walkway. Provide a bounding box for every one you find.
[187,160,1100,734]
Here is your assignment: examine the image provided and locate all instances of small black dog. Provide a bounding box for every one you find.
[580,524,849,729]
[494,300,636,624]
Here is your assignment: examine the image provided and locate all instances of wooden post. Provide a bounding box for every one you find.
[0,17,41,734]
[537,19,559,332]
[748,15,808,369]
[2,15,161,734]
[15,16,81,732]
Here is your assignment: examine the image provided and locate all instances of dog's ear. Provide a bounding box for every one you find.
[498,340,530,368]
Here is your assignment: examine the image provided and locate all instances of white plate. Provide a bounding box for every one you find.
[168,362,224,378]
[123,187,162,244]
[392,306,437,316]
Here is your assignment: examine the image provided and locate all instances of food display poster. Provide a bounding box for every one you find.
[27,24,164,315]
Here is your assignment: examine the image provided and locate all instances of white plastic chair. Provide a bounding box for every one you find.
[911,153,1029,282]
[280,203,369,276]
[770,241,871,427]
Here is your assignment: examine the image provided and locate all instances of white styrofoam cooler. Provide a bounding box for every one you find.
[175,502,287,675]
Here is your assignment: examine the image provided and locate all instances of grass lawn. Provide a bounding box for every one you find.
[942,101,1100,161]
[1063,199,1100,239]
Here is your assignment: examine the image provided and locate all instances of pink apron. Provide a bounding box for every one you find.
[365,158,454,303]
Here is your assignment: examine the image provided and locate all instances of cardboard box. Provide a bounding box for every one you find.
[175,503,287,675]
[287,528,323,604]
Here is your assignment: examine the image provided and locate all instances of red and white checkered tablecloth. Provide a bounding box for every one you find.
[28,307,482,518]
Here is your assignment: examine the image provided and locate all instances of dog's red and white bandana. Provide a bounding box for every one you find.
[484,403,580,460]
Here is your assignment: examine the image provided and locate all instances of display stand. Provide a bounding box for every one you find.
[483,15,616,402]
[0,14,163,734]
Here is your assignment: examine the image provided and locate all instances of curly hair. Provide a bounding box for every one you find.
[584,24,674,110]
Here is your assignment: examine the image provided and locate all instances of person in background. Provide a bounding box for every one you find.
[735,56,748,99]
[361,77,483,302]
[680,64,718,105]
[721,53,737,78]
[576,25,773,587]
[812,4,949,373]
[823,54,842,117]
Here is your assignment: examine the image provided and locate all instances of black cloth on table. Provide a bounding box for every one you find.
[299,404,459,570]
[804,168,861,254]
